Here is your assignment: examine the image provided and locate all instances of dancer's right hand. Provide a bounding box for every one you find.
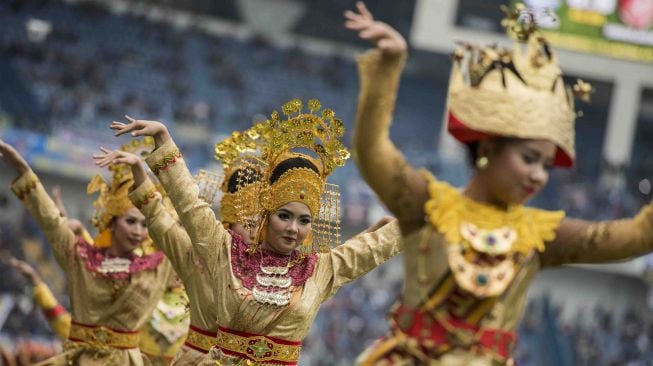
[110,116,171,148]
[344,2,407,55]
[0,140,30,176]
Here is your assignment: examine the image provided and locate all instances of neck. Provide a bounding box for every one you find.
[106,244,132,258]
[464,173,509,210]
[260,241,292,256]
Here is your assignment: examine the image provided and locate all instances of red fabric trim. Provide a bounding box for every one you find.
[447,111,574,167]
[43,305,67,320]
[392,305,516,360]
[189,324,216,337]
[183,341,209,354]
[218,326,302,346]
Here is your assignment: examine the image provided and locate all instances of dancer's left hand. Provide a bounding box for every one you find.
[93,148,148,186]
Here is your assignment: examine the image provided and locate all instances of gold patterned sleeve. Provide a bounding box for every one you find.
[354,49,428,234]
[540,201,653,267]
[129,179,193,275]
[318,219,402,300]
[33,282,71,339]
[144,139,229,266]
[11,170,76,269]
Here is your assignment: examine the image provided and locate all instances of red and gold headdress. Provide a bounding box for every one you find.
[235,98,350,254]
[446,3,592,167]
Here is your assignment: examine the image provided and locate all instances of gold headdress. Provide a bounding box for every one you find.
[447,3,592,167]
[212,126,266,225]
[87,138,155,248]
[235,98,349,254]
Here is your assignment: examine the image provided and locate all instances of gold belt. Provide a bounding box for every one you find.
[68,322,140,349]
[185,325,217,353]
[215,326,301,365]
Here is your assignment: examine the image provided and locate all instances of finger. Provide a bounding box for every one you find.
[125,115,137,123]
[96,159,113,167]
[99,147,113,154]
[360,25,388,40]
[345,20,370,31]
[344,10,363,21]
[110,121,126,130]
[357,2,373,20]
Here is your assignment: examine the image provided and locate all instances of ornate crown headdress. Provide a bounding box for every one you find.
[87,138,156,248]
[234,98,350,254]
[446,3,593,167]
[209,126,267,225]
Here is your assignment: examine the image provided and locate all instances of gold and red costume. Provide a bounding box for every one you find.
[141,100,403,365]
[11,169,174,366]
[31,277,189,365]
[351,8,653,365]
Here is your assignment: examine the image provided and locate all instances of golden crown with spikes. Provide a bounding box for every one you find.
[88,138,156,232]
[446,3,593,167]
[211,125,267,225]
[234,98,348,254]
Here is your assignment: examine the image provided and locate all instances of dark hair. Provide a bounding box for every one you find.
[227,167,261,193]
[269,157,319,184]
[465,142,479,166]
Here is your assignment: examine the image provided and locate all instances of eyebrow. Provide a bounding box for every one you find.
[278,208,311,219]
[525,145,554,163]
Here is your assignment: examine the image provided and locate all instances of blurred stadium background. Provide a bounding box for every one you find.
[0,0,652,364]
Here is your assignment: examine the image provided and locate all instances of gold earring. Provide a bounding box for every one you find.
[476,156,489,169]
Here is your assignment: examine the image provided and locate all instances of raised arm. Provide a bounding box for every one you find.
[319,218,402,300]
[93,148,197,275]
[110,120,230,260]
[540,201,653,267]
[345,2,428,234]
[1,254,71,339]
[0,141,76,269]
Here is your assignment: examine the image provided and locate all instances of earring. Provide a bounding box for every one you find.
[476,156,489,169]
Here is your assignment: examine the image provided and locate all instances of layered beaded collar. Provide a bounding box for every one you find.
[230,231,318,291]
[77,237,165,280]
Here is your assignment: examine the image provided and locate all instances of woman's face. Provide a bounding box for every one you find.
[111,207,148,256]
[262,202,312,255]
[482,139,556,205]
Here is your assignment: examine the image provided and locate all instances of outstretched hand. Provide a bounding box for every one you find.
[110,116,170,148]
[0,140,30,176]
[0,252,42,285]
[344,2,407,55]
[93,148,141,168]
[93,148,148,186]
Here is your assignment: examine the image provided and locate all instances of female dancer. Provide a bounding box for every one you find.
[345,2,653,364]
[105,99,402,365]
[0,139,173,366]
